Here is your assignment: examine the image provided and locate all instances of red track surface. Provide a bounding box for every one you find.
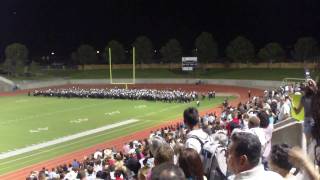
[0,84,262,180]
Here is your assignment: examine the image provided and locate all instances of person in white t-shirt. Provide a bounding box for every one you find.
[94,149,102,159]
[248,116,267,152]
[278,97,291,122]
[65,168,78,180]
[183,107,211,154]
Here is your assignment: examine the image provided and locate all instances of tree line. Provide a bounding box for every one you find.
[2,32,320,76]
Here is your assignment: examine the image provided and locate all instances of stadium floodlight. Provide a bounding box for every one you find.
[108,47,136,89]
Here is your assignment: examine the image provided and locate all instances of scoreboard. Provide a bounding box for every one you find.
[182,57,197,71]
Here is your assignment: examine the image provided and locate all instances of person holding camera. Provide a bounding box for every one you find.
[293,79,317,146]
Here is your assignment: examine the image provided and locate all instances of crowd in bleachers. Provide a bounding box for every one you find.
[26,79,320,180]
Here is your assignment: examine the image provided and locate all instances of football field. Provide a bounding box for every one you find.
[0,95,228,174]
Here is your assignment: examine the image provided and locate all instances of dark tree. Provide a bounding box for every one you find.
[293,37,318,61]
[160,39,183,64]
[70,51,78,65]
[4,43,29,75]
[76,44,98,66]
[105,40,126,64]
[257,42,285,63]
[226,36,255,63]
[195,32,218,63]
[133,36,154,64]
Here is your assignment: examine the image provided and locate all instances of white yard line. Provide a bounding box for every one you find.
[0,119,138,160]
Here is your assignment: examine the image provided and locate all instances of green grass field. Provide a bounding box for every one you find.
[0,95,229,174]
[6,68,309,81]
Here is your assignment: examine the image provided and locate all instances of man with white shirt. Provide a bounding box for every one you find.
[94,149,102,159]
[48,168,59,179]
[227,132,283,180]
[248,116,267,152]
[183,107,211,154]
[278,97,291,122]
[208,113,216,124]
[64,167,78,180]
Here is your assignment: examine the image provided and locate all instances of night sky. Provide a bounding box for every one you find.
[0,0,320,58]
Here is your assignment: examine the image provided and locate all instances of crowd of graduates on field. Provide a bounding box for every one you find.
[32,87,217,103]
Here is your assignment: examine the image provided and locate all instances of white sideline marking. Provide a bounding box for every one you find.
[104,111,120,116]
[29,127,49,133]
[0,119,138,160]
[15,99,29,103]
[29,130,39,133]
[70,118,89,124]
[37,127,48,131]
[134,105,147,109]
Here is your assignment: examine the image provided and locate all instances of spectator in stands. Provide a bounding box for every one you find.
[114,169,127,180]
[227,121,241,137]
[86,165,96,179]
[94,159,103,172]
[202,119,213,135]
[126,156,141,179]
[309,80,320,169]
[154,143,174,166]
[212,118,223,133]
[48,168,58,179]
[258,110,273,170]
[163,132,175,150]
[183,107,212,154]
[94,149,103,159]
[72,159,80,169]
[271,143,320,180]
[144,136,168,179]
[248,116,267,152]
[37,171,46,180]
[294,79,317,145]
[64,167,78,180]
[138,165,150,180]
[123,142,130,155]
[269,144,295,179]
[241,113,250,130]
[28,171,38,180]
[178,148,204,180]
[288,146,320,180]
[227,132,283,180]
[270,99,278,122]
[212,130,229,147]
[226,111,241,136]
[151,162,185,180]
[149,136,167,166]
[278,96,291,122]
[77,170,87,180]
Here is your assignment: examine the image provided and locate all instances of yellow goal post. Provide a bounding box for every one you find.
[108,47,136,89]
